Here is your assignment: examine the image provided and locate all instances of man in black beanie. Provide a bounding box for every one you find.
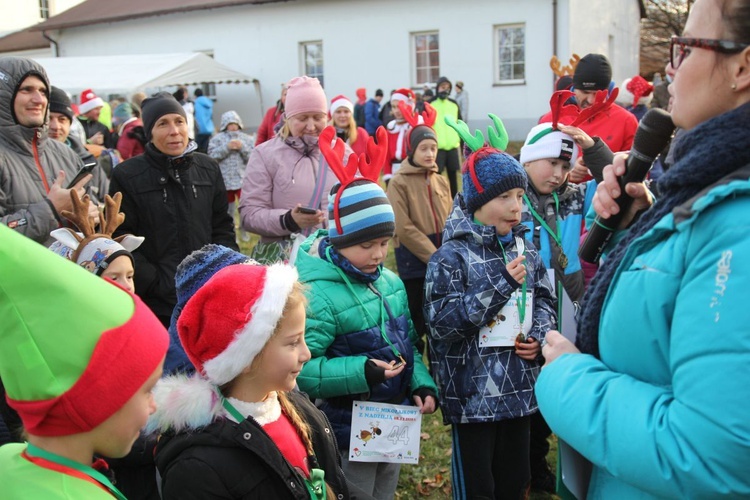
[109,92,237,328]
[538,53,638,183]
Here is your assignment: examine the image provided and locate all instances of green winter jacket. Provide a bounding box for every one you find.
[295,231,436,448]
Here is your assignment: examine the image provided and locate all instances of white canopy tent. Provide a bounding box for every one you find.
[32,52,262,106]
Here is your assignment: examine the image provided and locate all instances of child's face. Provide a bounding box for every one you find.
[251,302,310,397]
[391,102,404,122]
[338,236,391,274]
[226,123,240,132]
[92,359,163,459]
[101,255,135,294]
[474,188,525,236]
[524,158,572,195]
[412,139,437,167]
[333,107,351,129]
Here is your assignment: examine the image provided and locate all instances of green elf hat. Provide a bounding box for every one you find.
[0,225,168,437]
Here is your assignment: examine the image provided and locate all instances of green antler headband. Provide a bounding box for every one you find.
[444,114,509,152]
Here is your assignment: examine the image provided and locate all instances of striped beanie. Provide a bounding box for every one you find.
[328,179,395,249]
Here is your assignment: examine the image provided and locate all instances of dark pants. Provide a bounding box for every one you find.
[451,417,531,500]
[437,148,460,199]
[402,277,428,362]
[529,410,553,478]
[195,133,211,154]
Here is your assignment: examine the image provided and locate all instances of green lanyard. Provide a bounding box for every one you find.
[499,237,527,335]
[522,194,564,326]
[25,443,127,500]
[220,396,327,500]
[523,192,568,270]
[325,247,403,361]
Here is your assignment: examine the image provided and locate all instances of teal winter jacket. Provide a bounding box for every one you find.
[536,168,750,498]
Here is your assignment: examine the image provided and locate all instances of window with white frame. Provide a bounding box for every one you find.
[412,32,440,87]
[300,41,324,87]
[494,24,525,84]
[39,0,50,19]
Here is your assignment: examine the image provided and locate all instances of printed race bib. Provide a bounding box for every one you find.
[478,291,533,347]
[348,401,422,464]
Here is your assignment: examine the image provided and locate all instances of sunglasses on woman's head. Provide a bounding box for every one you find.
[670,36,749,70]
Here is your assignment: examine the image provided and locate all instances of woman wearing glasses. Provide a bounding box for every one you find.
[536,0,750,497]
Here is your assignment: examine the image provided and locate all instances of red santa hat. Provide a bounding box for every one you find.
[78,88,105,114]
[177,263,298,385]
[620,76,654,107]
[329,94,354,116]
[390,88,415,109]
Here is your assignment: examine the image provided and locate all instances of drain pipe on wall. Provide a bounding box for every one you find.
[552,0,558,90]
[42,31,59,57]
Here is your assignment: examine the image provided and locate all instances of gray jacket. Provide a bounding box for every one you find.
[0,57,83,244]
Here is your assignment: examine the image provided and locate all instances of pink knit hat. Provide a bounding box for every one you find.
[284,76,327,119]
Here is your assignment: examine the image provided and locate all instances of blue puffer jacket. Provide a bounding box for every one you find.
[296,231,437,449]
[521,179,596,302]
[536,163,750,498]
[425,194,556,424]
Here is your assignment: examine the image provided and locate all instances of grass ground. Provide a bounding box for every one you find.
[237,142,563,498]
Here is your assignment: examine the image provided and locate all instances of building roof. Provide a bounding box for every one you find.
[32,0,288,31]
[0,28,49,53]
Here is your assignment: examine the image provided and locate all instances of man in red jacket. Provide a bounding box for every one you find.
[539,53,638,182]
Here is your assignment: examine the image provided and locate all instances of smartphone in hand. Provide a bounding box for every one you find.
[296,207,318,215]
[66,161,97,189]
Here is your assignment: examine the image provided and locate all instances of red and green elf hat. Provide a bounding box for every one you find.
[0,225,168,436]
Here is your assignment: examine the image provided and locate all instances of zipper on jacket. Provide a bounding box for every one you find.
[32,133,51,193]
[426,172,441,245]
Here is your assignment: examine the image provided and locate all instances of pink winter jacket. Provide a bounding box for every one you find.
[239,135,349,243]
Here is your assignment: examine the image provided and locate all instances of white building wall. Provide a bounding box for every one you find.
[50,0,640,140]
[0,0,85,37]
[567,0,641,89]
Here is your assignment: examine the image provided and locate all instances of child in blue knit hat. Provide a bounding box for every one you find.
[294,126,438,500]
[424,146,556,499]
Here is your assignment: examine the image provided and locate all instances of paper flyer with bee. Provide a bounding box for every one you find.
[477,291,533,347]
[348,401,422,463]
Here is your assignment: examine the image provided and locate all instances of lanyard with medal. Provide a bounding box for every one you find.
[24,443,127,499]
[498,235,528,343]
[523,192,566,322]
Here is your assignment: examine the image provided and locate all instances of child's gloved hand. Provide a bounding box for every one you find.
[505,255,526,284]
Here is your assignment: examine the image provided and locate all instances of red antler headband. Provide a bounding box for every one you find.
[530,88,620,145]
[318,125,388,234]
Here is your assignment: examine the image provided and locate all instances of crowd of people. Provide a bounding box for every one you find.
[2,0,750,497]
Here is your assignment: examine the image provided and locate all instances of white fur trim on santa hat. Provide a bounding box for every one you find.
[390,89,415,108]
[78,89,104,115]
[202,263,298,386]
[330,95,354,114]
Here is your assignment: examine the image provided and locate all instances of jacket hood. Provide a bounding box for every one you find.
[0,57,51,152]
[296,230,344,283]
[443,192,527,247]
[220,110,243,132]
[436,76,452,94]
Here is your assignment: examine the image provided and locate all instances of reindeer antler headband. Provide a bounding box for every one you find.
[318,125,388,235]
[444,114,510,194]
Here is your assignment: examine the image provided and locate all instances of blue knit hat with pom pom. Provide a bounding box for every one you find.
[462,147,527,213]
[164,244,254,374]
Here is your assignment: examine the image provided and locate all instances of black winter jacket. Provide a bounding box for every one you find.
[155,390,353,500]
[109,143,237,322]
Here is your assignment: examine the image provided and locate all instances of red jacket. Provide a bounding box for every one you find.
[255,105,283,146]
[539,104,638,153]
[117,119,145,160]
[349,127,369,157]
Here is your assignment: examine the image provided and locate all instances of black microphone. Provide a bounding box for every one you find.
[579,108,675,263]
